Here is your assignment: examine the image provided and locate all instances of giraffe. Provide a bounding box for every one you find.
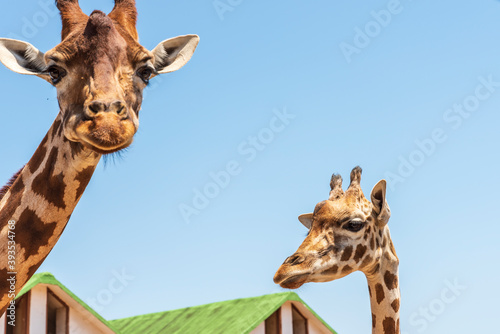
[0,0,199,314]
[273,167,400,334]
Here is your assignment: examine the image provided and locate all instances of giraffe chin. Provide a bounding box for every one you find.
[81,137,134,154]
[276,274,309,289]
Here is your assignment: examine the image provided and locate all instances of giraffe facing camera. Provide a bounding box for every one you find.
[0,0,199,314]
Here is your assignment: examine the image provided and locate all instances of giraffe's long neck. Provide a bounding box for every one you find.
[0,113,101,313]
[365,229,400,334]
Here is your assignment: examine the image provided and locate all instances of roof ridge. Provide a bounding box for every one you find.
[110,291,297,322]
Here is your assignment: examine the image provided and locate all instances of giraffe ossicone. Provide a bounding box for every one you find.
[274,166,400,334]
[0,0,199,314]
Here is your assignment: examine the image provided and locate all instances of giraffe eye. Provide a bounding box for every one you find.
[137,66,155,83]
[47,66,66,84]
[344,219,365,232]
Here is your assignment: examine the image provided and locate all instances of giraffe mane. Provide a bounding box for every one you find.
[0,167,24,201]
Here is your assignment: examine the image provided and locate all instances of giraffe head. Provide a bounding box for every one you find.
[274,166,396,289]
[0,0,199,154]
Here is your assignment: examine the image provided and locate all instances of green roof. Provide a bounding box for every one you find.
[110,292,337,334]
[18,272,120,333]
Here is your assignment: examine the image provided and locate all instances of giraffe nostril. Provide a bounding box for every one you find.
[284,254,305,266]
[111,100,127,116]
[88,101,105,115]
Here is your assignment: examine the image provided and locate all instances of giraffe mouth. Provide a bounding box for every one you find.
[71,114,137,154]
[274,273,310,289]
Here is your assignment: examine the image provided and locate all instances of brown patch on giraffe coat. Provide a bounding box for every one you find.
[389,240,398,259]
[370,234,375,249]
[340,246,353,261]
[16,209,57,259]
[323,265,338,275]
[375,283,385,304]
[27,262,41,279]
[0,268,9,297]
[382,317,396,334]
[372,313,376,328]
[341,265,352,274]
[391,298,400,313]
[0,168,24,201]
[384,271,398,290]
[74,166,96,201]
[396,319,400,333]
[359,255,373,269]
[51,119,62,139]
[28,134,49,174]
[0,183,23,234]
[353,244,367,262]
[31,147,67,210]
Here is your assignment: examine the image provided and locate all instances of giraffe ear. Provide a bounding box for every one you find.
[0,39,49,82]
[298,213,313,229]
[370,180,391,226]
[151,35,200,74]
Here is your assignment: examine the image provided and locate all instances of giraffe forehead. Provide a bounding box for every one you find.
[47,12,148,68]
[313,198,370,223]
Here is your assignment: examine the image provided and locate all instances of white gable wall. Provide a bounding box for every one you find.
[250,321,265,334]
[69,307,109,334]
[44,285,114,334]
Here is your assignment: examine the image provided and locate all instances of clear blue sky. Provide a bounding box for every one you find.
[1,1,499,333]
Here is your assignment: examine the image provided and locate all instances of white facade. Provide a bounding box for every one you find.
[0,284,114,334]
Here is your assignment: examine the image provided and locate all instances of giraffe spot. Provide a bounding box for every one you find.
[382,317,396,334]
[28,134,48,174]
[323,265,338,275]
[364,233,368,240]
[372,313,376,328]
[51,118,62,139]
[379,230,383,238]
[376,238,380,248]
[16,209,57,259]
[26,253,49,280]
[389,240,398,259]
[0,268,9,299]
[31,147,67,210]
[360,255,373,269]
[341,265,352,274]
[0,168,24,201]
[0,187,23,232]
[340,246,353,261]
[353,244,367,262]
[384,271,398,290]
[370,234,375,249]
[375,283,385,304]
[74,166,96,201]
[391,298,400,313]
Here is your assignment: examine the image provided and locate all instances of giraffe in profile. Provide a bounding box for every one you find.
[0,0,199,313]
[274,167,400,334]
